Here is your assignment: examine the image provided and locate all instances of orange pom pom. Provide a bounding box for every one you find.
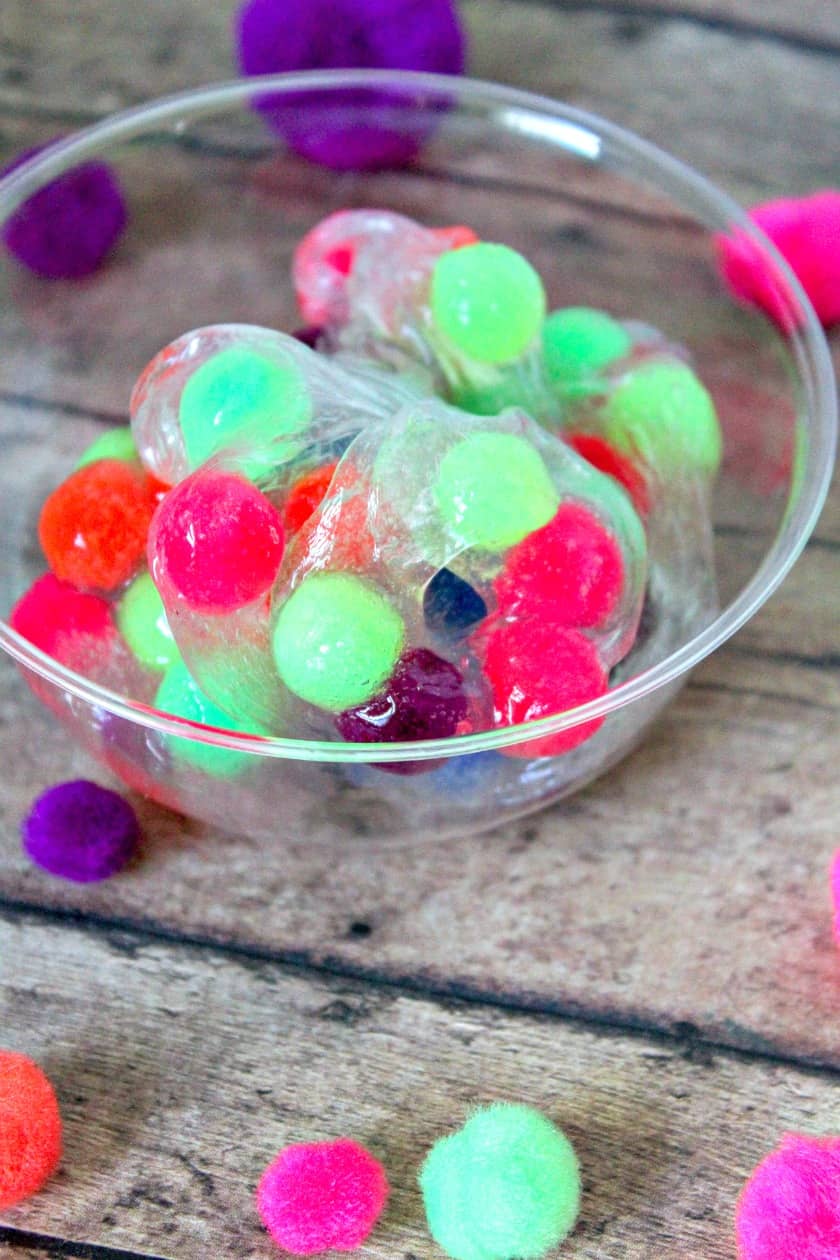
[0,1050,62,1209]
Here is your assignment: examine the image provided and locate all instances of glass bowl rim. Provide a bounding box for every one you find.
[0,69,835,765]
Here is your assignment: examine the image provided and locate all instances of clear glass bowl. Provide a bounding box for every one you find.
[0,71,835,842]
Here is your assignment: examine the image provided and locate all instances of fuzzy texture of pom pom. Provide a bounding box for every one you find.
[0,1051,62,1209]
[736,1133,840,1260]
[10,573,115,667]
[420,1103,581,1260]
[22,780,140,882]
[257,1137,389,1255]
[718,191,840,329]
[1,143,127,279]
[234,0,465,170]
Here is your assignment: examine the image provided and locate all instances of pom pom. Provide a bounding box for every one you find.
[281,462,339,536]
[74,426,138,471]
[1,143,126,279]
[542,306,631,394]
[148,470,285,614]
[38,460,158,592]
[21,780,140,882]
[234,0,465,170]
[153,661,264,779]
[420,1102,581,1260]
[117,571,180,671]
[603,360,722,476]
[431,243,547,365]
[735,1133,840,1260]
[423,568,487,637]
[257,1137,389,1255]
[0,1051,62,1209]
[718,191,840,329]
[566,432,650,519]
[831,851,840,944]
[10,573,115,667]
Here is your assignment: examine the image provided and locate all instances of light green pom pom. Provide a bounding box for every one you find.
[435,432,559,551]
[420,1103,581,1260]
[603,359,723,475]
[154,660,261,778]
[542,307,631,394]
[75,427,138,470]
[179,345,313,470]
[117,572,180,671]
[431,244,547,365]
[272,572,404,712]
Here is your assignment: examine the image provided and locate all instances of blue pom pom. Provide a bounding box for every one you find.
[424,568,487,637]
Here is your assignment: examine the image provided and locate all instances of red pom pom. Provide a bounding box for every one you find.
[736,1133,840,1260]
[38,460,157,592]
[257,1138,389,1255]
[149,469,285,613]
[718,191,840,329]
[0,1050,62,1209]
[431,224,479,250]
[565,432,650,519]
[281,462,338,536]
[494,502,625,630]
[10,573,115,667]
[480,618,607,757]
[831,851,840,945]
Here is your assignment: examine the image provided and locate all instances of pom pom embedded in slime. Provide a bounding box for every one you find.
[419,1102,581,1260]
[117,571,180,671]
[10,573,115,668]
[0,1050,62,1209]
[281,462,339,536]
[424,568,487,637]
[566,432,650,519]
[542,306,631,394]
[272,572,404,712]
[149,469,285,614]
[22,779,140,882]
[430,243,547,365]
[1,145,126,279]
[735,1133,840,1260]
[75,426,138,471]
[434,431,559,552]
[603,360,722,476]
[38,459,158,592]
[257,1137,389,1255]
[153,660,263,778]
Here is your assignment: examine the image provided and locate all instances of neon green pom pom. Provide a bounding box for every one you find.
[420,1103,581,1260]
[179,346,313,470]
[117,572,180,671]
[435,432,559,551]
[154,661,261,778]
[75,427,138,469]
[603,360,722,474]
[272,572,404,712]
[542,307,631,394]
[431,244,546,365]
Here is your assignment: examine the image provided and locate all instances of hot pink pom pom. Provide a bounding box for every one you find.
[718,191,840,330]
[831,851,840,945]
[736,1133,840,1260]
[256,1138,389,1255]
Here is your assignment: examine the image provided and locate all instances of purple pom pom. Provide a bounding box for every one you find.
[2,143,127,279]
[234,0,466,170]
[22,780,140,882]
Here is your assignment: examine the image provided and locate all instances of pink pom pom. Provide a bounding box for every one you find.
[717,190,840,329]
[736,1133,840,1260]
[257,1138,389,1255]
[831,851,840,945]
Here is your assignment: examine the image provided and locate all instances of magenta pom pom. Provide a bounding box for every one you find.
[832,851,840,945]
[257,1137,389,1255]
[234,0,466,170]
[736,1133,840,1260]
[22,780,140,882]
[1,142,127,279]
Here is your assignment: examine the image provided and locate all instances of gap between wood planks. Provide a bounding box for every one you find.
[2,899,839,1081]
[0,1225,168,1260]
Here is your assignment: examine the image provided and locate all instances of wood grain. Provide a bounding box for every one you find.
[2,912,839,1260]
[543,0,840,49]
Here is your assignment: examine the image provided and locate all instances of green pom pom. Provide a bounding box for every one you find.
[75,427,138,469]
[117,572,180,671]
[435,432,558,551]
[420,1103,581,1260]
[179,346,313,470]
[431,244,546,365]
[542,307,631,394]
[603,360,722,474]
[154,660,261,778]
[272,572,404,712]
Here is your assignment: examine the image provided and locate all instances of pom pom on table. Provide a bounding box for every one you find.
[717,190,840,329]
[234,0,466,170]
[420,1102,581,1260]
[257,1137,389,1255]
[21,780,140,882]
[1,142,127,279]
[0,1050,62,1209]
[831,850,840,944]
[735,1132,840,1260]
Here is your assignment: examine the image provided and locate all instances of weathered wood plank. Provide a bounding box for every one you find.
[2,913,839,1259]
[553,0,840,49]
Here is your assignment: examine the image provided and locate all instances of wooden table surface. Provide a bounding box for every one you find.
[1,2,839,1257]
